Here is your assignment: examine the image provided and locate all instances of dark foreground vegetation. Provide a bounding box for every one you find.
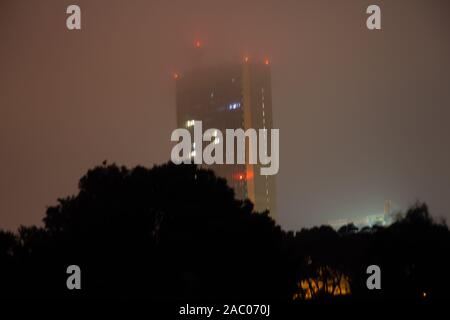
[0,163,449,300]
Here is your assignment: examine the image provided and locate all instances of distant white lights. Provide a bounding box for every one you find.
[228,102,241,110]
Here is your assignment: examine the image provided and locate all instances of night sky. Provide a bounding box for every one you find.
[1,0,450,231]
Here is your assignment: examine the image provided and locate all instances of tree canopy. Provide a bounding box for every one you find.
[0,162,449,300]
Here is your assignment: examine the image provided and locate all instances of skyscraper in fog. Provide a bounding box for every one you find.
[174,56,277,219]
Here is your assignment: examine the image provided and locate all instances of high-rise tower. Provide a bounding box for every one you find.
[174,57,277,219]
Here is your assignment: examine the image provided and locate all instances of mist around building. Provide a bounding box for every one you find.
[0,41,449,317]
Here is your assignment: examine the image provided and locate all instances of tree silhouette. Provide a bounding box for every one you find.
[0,162,292,299]
[0,163,449,301]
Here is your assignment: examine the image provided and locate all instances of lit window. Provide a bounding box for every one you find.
[228,102,241,110]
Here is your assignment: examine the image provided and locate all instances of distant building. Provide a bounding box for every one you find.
[174,58,277,219]
[329,201,394,230]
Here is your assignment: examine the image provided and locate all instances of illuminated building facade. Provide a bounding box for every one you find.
[328,201,394,230]
[174,59,277,219]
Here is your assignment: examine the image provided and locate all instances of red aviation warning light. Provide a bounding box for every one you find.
[244,56,249,63]
[233,172,245,181]
[173,73,179,80]
[233,170,254,181]
[195,40,202,48]
[264,58,270,65]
